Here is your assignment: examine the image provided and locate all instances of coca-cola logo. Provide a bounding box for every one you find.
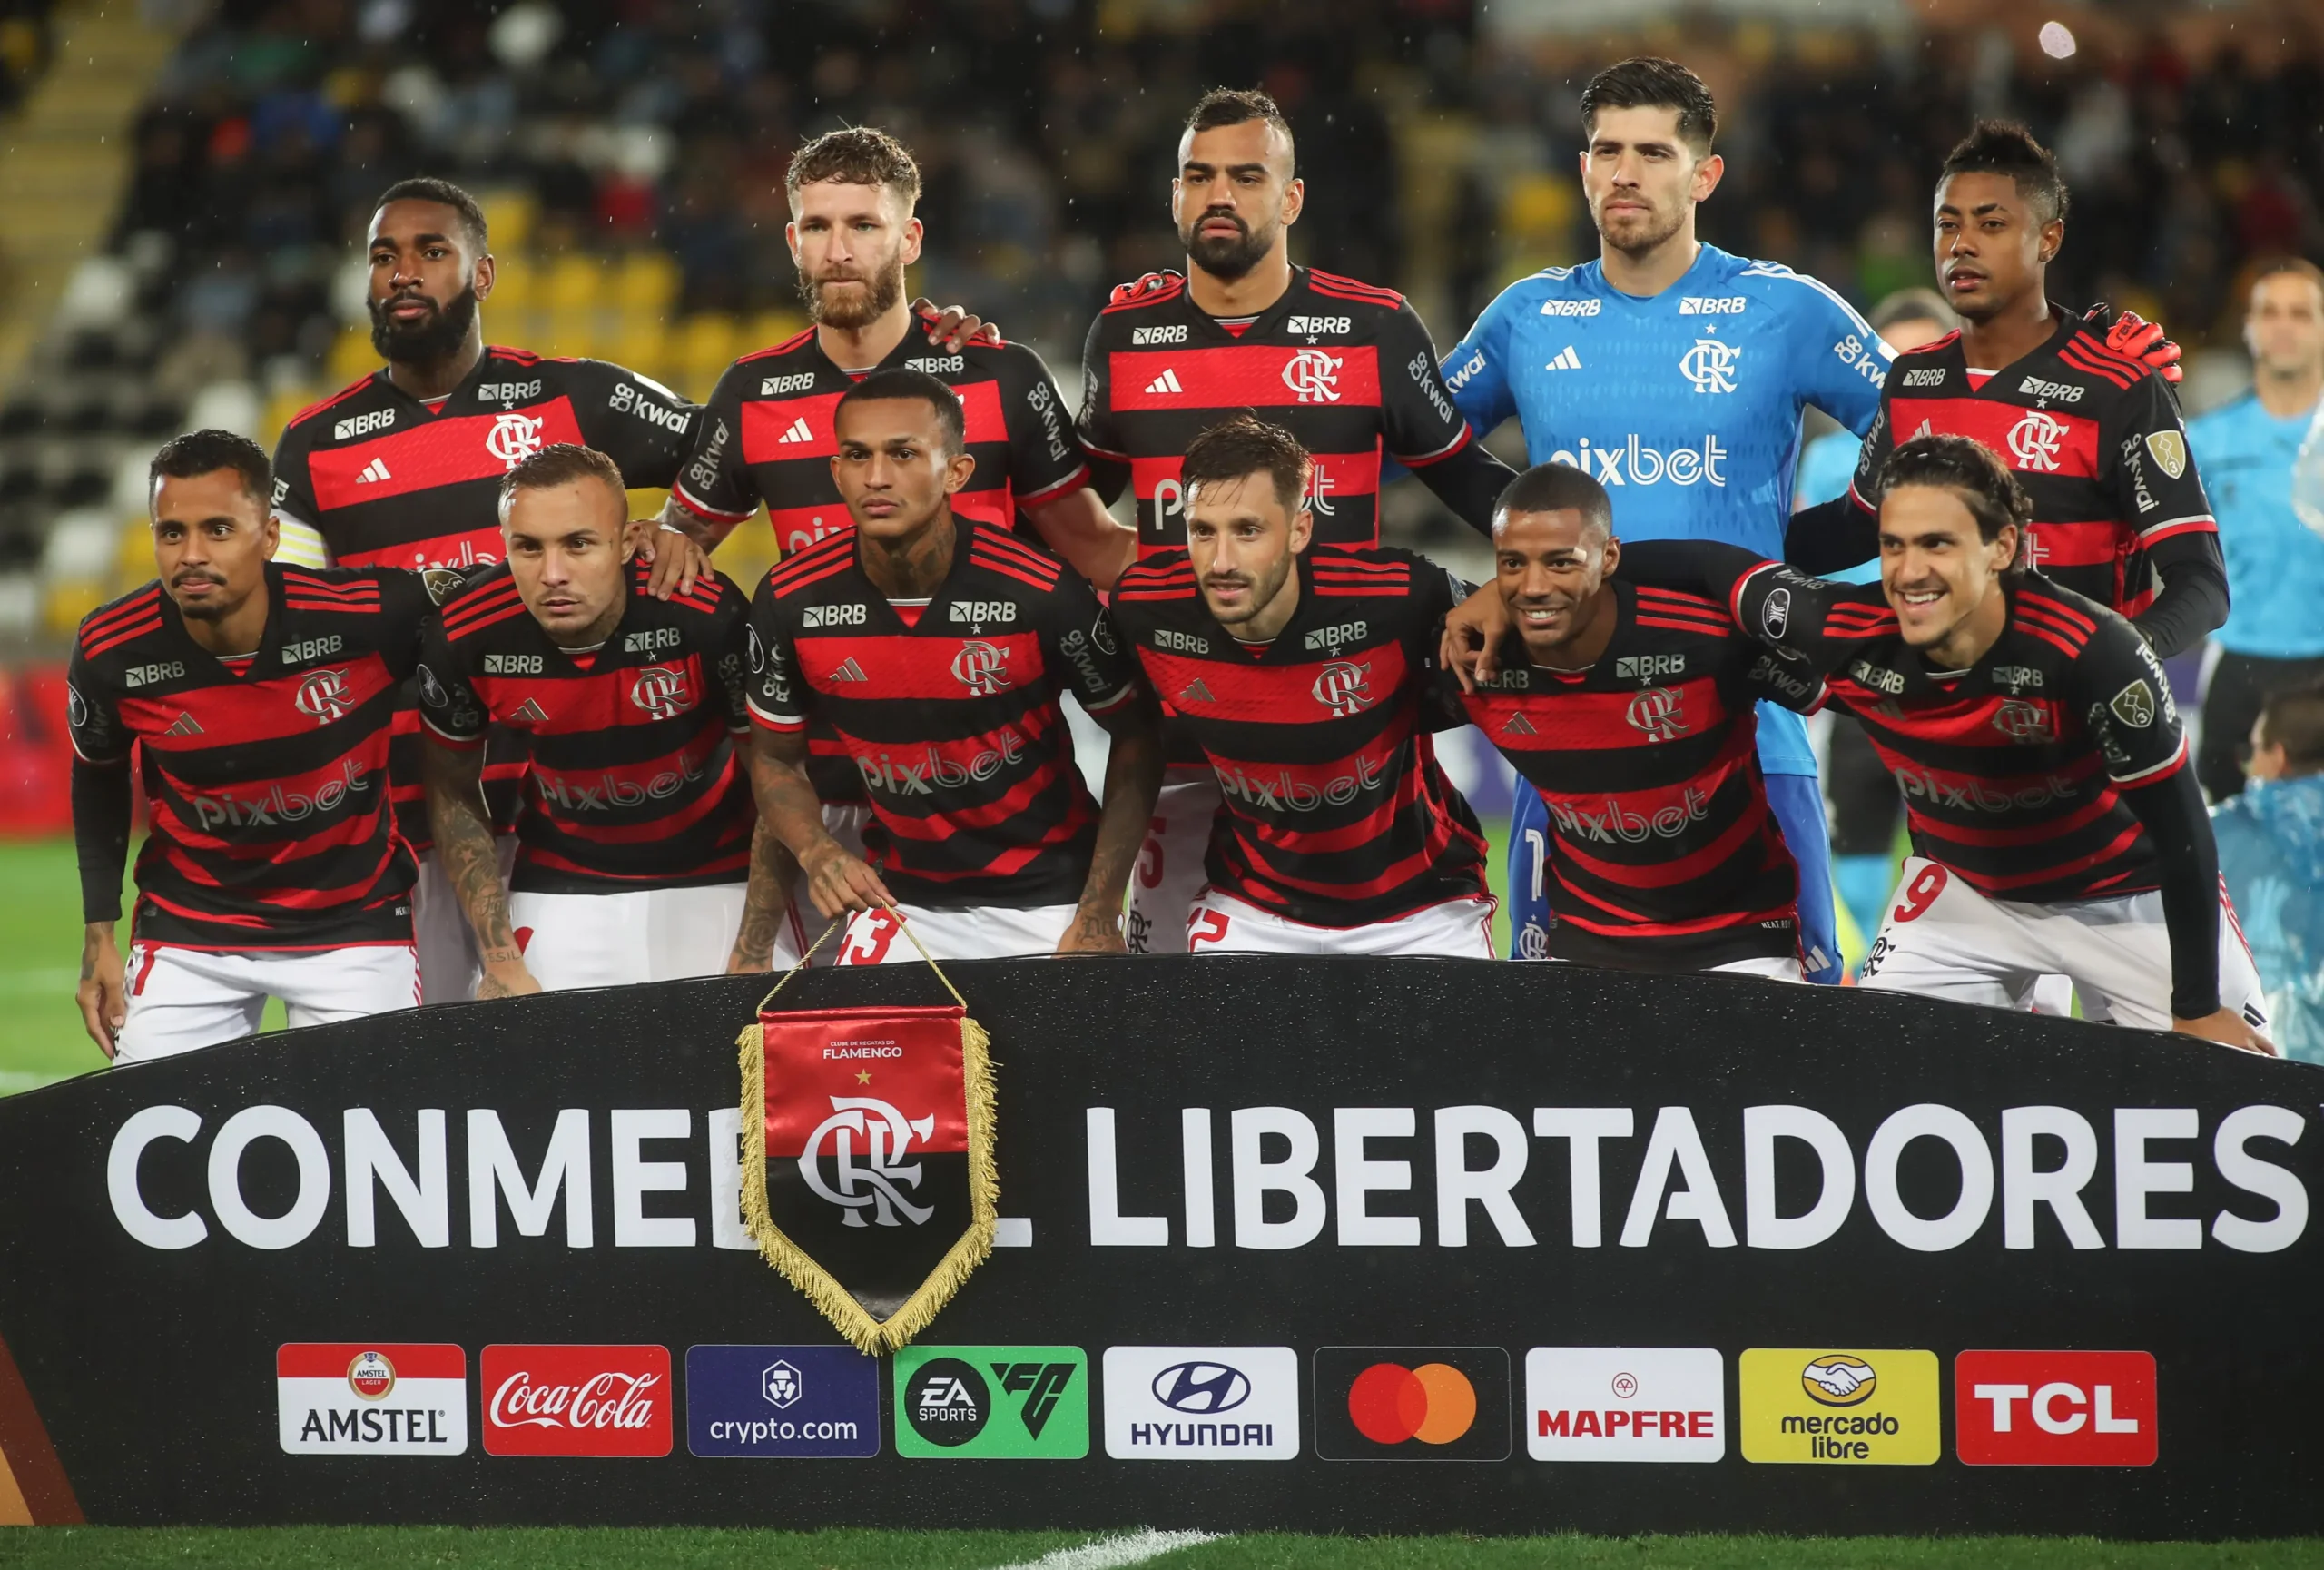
[479,1345,672,1456]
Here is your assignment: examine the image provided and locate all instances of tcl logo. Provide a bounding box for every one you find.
[480,1345,672,1456]
[1955,1350,2155,1467]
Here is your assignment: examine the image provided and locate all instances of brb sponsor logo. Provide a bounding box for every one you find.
[1545,434,1728,489]
[278,1342,467,1456]
[1955,1350,2156,1467]
[1526,1347,1722,1463]
[480,1344,672,1456]
[684,1344,880,1458]
[1315,1346,1511,1462]
[892,1345,1089,1458]
[1738,1348,1938,1465]
[1103,1346,1299,1459]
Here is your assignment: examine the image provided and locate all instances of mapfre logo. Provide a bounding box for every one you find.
[480,1345,672,1456]
[334,409,395,441]
[1955,1350,2155,1467]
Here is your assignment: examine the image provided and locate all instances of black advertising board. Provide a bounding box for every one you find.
[0,955,2318,1535]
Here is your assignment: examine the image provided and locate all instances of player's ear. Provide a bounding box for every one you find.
[2037,218,2063,266]
[473,250,496,302]
[899,213,925,268]
[1280,176,1304,226]
[260,510,280,561]
[1691,153,1724,203]
[1599,535,1621,578]
[942,448,976,494]
[1288,504,1314,555]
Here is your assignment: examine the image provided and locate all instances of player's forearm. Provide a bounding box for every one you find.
[730,815,803,967]
[655,493,734,551]
[71,758,133,923]
[1785,494,1877,575]
[1413,440,1518,537]
[747,734,842,866]
[1023,487,1138,591]
[2130,537,2230,659]
[1076,710,1165,929]
[2122,765,2223,1020]
[422,748,519,968]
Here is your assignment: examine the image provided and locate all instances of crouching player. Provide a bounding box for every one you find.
[1447,462,1824,977]
[1110,417,1494,954]
[1627,433,2270,1050]
[746,369,1163,961]
[71,431,442,1059]
[418,444,763,993]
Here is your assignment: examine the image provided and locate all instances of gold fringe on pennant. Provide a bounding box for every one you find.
[735,1011,999,1356]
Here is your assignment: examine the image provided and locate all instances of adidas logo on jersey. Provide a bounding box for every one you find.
[1544,347,1581,370]
[510,698,550,724]
[162,712,204,737]
[355,458,391,484]
[1178,677,1216,705]
[776,416,814,444]
[1144,368,1184,395]
[827,658,868,684]
[1502,712,1538,736]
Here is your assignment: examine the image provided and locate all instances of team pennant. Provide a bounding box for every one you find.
[736,951,997,1355]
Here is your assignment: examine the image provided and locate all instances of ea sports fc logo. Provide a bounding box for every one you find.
[1313,659,1374,717]
[628,665,693,720]
[1802,1355,1877,1407]
[1348,1361,1478,1446]
[950,639,1012,696]
[293,667,355,725]
[487,411,546,469]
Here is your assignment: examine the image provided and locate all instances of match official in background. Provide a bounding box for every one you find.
[417,445,761,995]
[71,431,444,1060]
[2213,681,2324,1061]
[2188,258,2324,800]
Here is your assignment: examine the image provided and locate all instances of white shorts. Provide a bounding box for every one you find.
[1126,772,1220,956]
[1186,889,1499,958]
[784,803,870,965]
[412,838,516,1005]
[1533,953,1806,982]
[1859,856,2268,1034]
[507,884,747,991]
[115,942,419,1062]
[834,903,1079,964]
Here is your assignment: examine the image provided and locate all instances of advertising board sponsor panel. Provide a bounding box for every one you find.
[684,1345,881,1459]
[276,1343,467,1456]
[891,1345,1088,1459]
[1102,1347,1300,1460]
[479,1345,673,1458]
[1312,1347,1510,1462]
[1739,1348,1940,1466]
[1524,1347,1724,1463]
[1955,1350,2157,1467]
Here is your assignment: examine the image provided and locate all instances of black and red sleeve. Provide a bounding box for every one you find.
[669,362,763,537]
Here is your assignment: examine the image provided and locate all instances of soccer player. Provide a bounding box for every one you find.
[660,128,1128,964]
[1787,123,2228,661]
[70,431,442,1060]
[1075,87,1513,953]
[746,370,1162,962]
[271,176,714,1002]
[1110,418,1493,955]
[1620,434,2270,1052]
[1449,462,1823,977]
[416,445,759,995]
[2188,258,2324,800]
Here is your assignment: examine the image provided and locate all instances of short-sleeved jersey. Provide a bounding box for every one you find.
[66,565,441,948]
[747,517,1142,909]
[1630,544,2194,905]
[415,560,754,894]
[1846,313,2217,617]
[1450,580,1826,970]
[2188,391,2324,659]
[1110,545,1488,930]
[1078,267,1481,553]
[1442,246,1886,776]
[668,324,1088,552]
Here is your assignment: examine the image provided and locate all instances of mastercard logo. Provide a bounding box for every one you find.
[1346,1361,1478,1445]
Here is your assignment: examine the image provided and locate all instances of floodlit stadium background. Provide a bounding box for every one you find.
[0,0,2318,1090]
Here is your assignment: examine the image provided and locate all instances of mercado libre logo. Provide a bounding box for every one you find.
[1739,1348,1937,1466]
[1313,1347,1511,1462]
[892,1345,1088,1459]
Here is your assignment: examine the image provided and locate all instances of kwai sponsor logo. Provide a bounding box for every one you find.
[480,1344,672,1457]
[1526,1347,1722,1463]
[278,1343,467,1455]
[1103,1346,1299,1460]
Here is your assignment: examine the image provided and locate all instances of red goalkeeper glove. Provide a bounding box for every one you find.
[2085,304,2183,383]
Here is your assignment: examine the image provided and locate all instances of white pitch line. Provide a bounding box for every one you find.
[989,1528,1225,1570]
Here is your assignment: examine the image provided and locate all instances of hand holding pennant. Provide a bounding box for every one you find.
[734,913,999,1355]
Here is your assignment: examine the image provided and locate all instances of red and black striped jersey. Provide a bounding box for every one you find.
[1077,267,1488,552]
[1111,544,1489,927]
[1630,543,2193,905]
[667,320,1088,551]
[1449,580,1826,971]
[1844,311,2217,620]
[65,565,442,949]
[415,560,754,894]
[746,516,1142,908]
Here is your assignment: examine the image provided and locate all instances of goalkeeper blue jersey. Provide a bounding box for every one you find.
[1443,243,1887,774]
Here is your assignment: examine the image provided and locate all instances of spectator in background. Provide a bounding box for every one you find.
[2214,681,2324,1062]
[1794,286,1955,953]
[2188,258,2324,800]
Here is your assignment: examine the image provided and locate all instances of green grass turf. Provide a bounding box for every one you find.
[0,1529,2319,1569]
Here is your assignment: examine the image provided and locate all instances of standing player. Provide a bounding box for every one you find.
[1449,463,1822,976]
[270,176,714,1002]
[747,370,1163,961]
[1110,418,1493,955]
[417,446,759,995]
[1787,123,2227,660]
[2188,258,2324,799]
[1076,88,1514,951]
[1622,434,2270,1051]
[71,432,442,1060]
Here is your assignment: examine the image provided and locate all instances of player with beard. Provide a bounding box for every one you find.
[270,177,717,1002]
[1076,89,1513,954]
[660,130,1127,966]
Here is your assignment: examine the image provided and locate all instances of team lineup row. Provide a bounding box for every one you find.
[67,59,2262,1059]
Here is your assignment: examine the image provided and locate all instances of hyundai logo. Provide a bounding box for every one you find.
[1151,1361,1250,1414]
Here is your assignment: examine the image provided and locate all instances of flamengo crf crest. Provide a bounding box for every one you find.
[736,972,997,1354]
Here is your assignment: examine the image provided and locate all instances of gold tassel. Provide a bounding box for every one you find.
[734,1014,999,1356]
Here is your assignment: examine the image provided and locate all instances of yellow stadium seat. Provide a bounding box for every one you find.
[487,262,533,311]
[1502,173,1574,240]
[327,325,377,383]
[544,254,601,313]
[44,582,104,638]
[542,309,599,361]
[616,251,682,313]
[478,190,538,253]
[744,311,808,353]
[115,520,151,577]
[261,388,316,451]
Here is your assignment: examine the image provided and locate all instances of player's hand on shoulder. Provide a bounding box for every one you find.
[2083,303,2183,384]
[1439,583,1510,694]
[633,518,709,599]
[2172,1007,2277,1056]
[799,840,895,920]
[911,299,1001,352]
